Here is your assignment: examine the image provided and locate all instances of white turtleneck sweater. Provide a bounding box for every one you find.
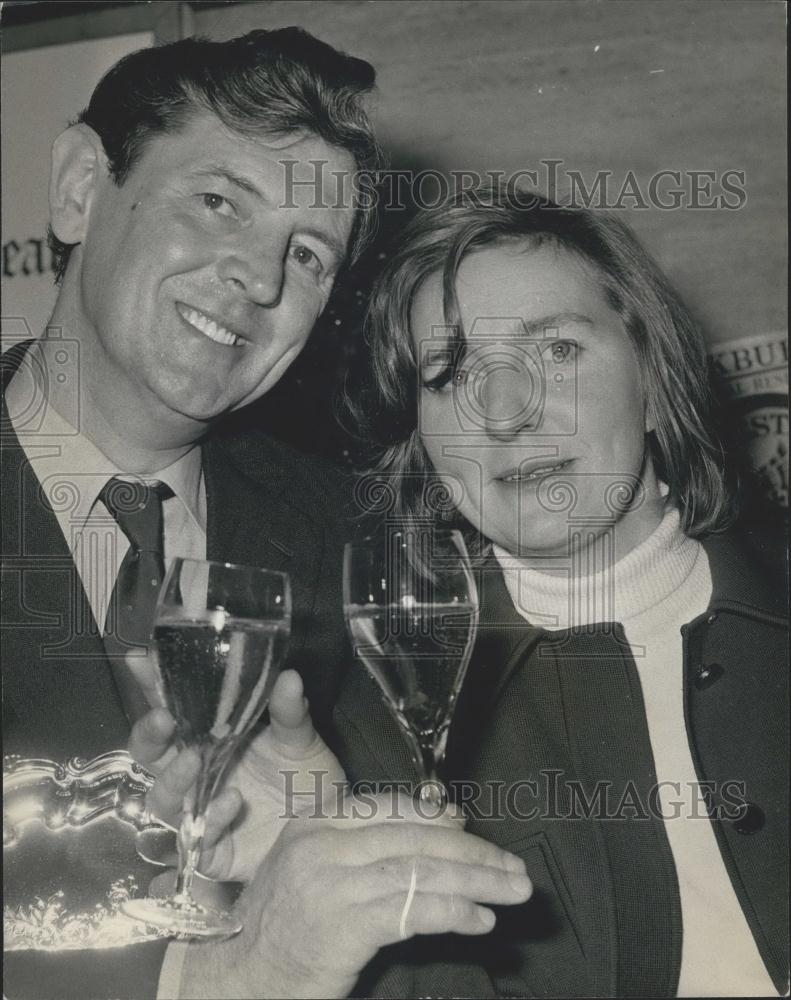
[494,507,777,997]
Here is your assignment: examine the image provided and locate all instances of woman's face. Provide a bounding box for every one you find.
[412,241,664,561]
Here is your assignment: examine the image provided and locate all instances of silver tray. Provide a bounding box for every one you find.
[3,751,175,952]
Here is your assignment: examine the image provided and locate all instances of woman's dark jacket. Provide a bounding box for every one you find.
[333,527,789,998]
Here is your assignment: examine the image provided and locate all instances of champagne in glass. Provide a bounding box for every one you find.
[344,529,478,806]
[122,558,291,938]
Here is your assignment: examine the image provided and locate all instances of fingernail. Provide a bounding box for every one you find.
[477,907,496,930]
[508,871,532,897]
[503,852,526,874]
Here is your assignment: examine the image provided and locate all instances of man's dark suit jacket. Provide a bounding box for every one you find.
[334,532,789,998]
[2,341,353,998]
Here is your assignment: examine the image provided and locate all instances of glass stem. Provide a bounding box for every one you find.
[418,761,447,808]
[172,743,235,908]
[398,722,448,808]
[174,810,204,904]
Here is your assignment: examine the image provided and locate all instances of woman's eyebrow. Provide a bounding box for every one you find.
[422,346,456,366]
[522,312,594,336]
[453,313,594,338]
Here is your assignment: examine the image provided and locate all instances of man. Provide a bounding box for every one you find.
[2,29,531,1000]
[2,27,378,763]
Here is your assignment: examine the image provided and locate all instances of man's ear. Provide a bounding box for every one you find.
[49,124,107,245]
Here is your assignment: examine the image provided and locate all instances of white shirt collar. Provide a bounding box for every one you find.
[5,359,205,534]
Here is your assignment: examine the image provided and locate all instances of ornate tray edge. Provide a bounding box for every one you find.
[3,751,171,952]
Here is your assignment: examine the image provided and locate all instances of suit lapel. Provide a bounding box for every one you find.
[202,435,324,668]
[203,437,296,571]
[2,344,129,759]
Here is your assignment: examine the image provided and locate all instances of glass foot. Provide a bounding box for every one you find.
[121,896,242,940]
[416,778,447,809]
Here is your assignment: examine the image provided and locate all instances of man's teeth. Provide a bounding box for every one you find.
[180,305,243,347]
[503,462,568,482]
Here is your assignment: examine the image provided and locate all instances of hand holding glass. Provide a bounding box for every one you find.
[343,529,478,807]
[122,558,291,939]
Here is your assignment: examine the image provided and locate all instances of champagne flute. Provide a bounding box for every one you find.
[343,529,478,807]
[122,558,291,939]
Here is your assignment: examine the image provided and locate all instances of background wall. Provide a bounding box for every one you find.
[1,32,153,337]
[194,0,786,345]
[2,0,787,504]
[197,0,788,505]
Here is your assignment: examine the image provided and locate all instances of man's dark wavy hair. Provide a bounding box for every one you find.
[48,27,381,281]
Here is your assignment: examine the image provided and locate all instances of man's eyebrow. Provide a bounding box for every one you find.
[190,166,270,202]
[189,166,346,265]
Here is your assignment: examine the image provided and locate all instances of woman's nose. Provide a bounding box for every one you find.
[478,357,544,439]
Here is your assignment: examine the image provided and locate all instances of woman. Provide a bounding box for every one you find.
[335,187,787,997]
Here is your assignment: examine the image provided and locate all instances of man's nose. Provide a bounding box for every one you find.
[217,235,285,307]
[479,362,544,440]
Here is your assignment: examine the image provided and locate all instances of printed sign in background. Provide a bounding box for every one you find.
[708,332,788,508]
[1,32,153,343]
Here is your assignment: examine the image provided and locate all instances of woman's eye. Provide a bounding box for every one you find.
[547,340,576,364]
[200,193,236,218]
[289,243,323,276]
[424,368,468,393]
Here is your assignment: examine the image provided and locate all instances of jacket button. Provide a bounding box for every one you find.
[694,662,723,690]
[733,803,766,835]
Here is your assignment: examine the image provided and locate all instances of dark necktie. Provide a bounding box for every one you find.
[100,477,174,723]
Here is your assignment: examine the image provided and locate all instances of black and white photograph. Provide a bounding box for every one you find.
[2,2,787,998]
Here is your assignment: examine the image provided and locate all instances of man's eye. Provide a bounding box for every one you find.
[200,193,236,218]
[289,243,323,276]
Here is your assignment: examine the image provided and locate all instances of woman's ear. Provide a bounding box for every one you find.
[644,395,656,434]
[49,124,107,246]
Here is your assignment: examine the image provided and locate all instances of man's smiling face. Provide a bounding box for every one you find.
[73,110,356,427]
